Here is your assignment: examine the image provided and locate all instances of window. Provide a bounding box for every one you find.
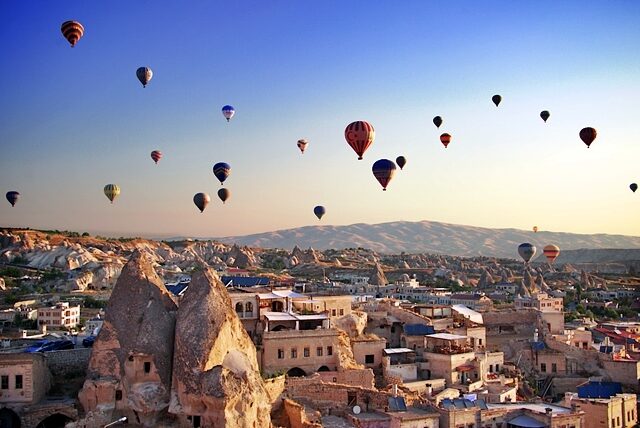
[365,354,375,364]
[15,375,22,389]
[612,419,615,427]
[495,364,499,372]
[115,390,123,401]
[317,347,323,356]
[540,363,547,373]
[192,415,201,428]
[235,303,243,313]
[617,417,620,426]
[479,339,482,345]
[277,349,284,359]
[304,347,310,357]
[291,348,297,359]
[489,364,494,373]
[327,346,333,356]
[391,326,396,333]
[552,363,557,373]
[339,309,344,316]
[332,309,337,316]
[245,302,253,313]
[1,376,8,389]
[144,362,151,374]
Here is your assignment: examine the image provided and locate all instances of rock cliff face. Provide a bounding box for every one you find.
[79,251,178,426]
[169,267,271,428]
[368,262,387,286]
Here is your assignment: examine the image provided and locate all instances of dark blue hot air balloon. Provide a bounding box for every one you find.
[222,105,235,122]
[213,162,231,185]
[372,159,397,191]
[6,191,20,207]
[314,205,326,220]
[518,243,536,263]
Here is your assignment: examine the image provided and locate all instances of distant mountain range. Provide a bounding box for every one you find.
[216,220,640,258]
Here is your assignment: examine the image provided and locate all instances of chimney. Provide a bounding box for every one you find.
[545,408,552,416]
[392,384,398,397]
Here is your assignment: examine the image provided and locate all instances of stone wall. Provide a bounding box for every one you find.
[316,369,375,389]
[283,399,322,428]
[44,348,91,377]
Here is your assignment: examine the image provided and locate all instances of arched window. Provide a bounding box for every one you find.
[235,302,243,313]
[245,302,253,313]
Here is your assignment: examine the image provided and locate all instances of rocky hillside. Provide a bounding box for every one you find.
[216,220,640,257]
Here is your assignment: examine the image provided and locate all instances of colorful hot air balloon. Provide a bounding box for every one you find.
[5,191,20,207]
[213,162,231,185]
[372,159,397,191]
[217,188,230,204]
[630,183,638,193]
[533,226,538,233]
[517,243,536,263]
[314,205,326,220]
[579,127,597,148]
[297,139,308,154]
[543,244,560,263]
[103,184,120,204]
[396,156,407,170]
[136,67,153,88]
[61,20,84,47]
[540,110,550,123]
[345,121,375,160]
[193,192,210,213]
[492,95,502,107]
[150,150,163,164]
[222,105,235,122]
[440,133,451,148]
[433,116,443,128]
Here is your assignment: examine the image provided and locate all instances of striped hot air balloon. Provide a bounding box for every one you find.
[103,184,120,204]
[136,67,153,88]
[372,159,397,191]
[222,105,235,122]
[213,162,231,185]
[150,150,163,164]
[345,121,375,160]
[440,133,452,148]
[61,21,84,47]
[543,245,560,263]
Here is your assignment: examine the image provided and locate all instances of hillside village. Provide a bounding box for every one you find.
[1,228,640,427]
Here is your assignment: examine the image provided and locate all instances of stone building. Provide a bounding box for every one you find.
[36,302,80,330]
[563,392,637,428]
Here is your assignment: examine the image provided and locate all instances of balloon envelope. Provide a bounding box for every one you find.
[396,156,406,170]
[103,184,120,204]
[217,188,230,204]
[372,159,397,191]
[433,116,443,128]
[631,183,638,193]
[222,105,235,122]
[150,150,163,164]
[440,133,451,148]
[345,121,375,160]
[5,191,19,207]
[213,162,231,185]
[297,139,308,154]
[579,127,597,148]
[533,226,538,233]
[543,244,560,263]
[61,20,84,47]
[314,205,326,220]
[492,95,502,106]
[540,110,550,122]
[518,243,536,263]
[193,192,210,213]
[136,67,153,87]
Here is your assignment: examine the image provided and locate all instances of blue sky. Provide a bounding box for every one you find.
[1,1,639,238]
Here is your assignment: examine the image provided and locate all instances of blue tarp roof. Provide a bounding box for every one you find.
[508,415,546,428]
[404,324,435,336]
[165,283,189,297]
[531,341,546,351]
[222,276,270,287]
[578,381,622,399]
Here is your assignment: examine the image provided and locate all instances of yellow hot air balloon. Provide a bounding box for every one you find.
[533,226,538,233]
[543,244,560,263]
[104,184,120,204]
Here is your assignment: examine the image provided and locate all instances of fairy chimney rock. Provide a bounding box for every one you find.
[369,262,388,286]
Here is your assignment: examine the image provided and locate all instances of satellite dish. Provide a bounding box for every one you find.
[353,405,361,415]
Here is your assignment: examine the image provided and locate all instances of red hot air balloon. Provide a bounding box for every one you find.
[543,244,560,263]
[579,127,597,148]
[345,121,375,160]
[372,159,397,191]
[61,21,84,47]
[440,133,451,148]
[150,150,163,164]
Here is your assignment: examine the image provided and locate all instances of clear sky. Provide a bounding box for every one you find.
[1,1,639,238]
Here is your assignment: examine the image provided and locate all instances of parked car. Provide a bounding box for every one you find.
[24,340,50,353]
[24,339,74,353]
[82,335,96,348]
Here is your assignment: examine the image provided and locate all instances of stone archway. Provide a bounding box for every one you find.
[0,408,21,428]
[286,367,306,377]
[317,365,330,372]
[36,413,74,428]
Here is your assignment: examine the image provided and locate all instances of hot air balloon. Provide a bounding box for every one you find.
[396,156,407,170]
[5,191,19,207]
[150,150,163,164]
[631,183,638,193]
[492,95,502,107]
[193,192,210,213]
[345,121,375,160]
[222,105,235,122]
[517,243,536,263]
[314,205,326,220]
[372,159,397,191]
[533,226,538,233]
[297,139,308,154]
[61,20,84,47]
[579,127,597,148]
[213,162,231,185]
[136,67,153,88]
[540,110,550,123]
[433,116,443,128]
[440,133,451,148]
[217,188,230,204]
[103,184,120,204]
[543,244,560,263]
